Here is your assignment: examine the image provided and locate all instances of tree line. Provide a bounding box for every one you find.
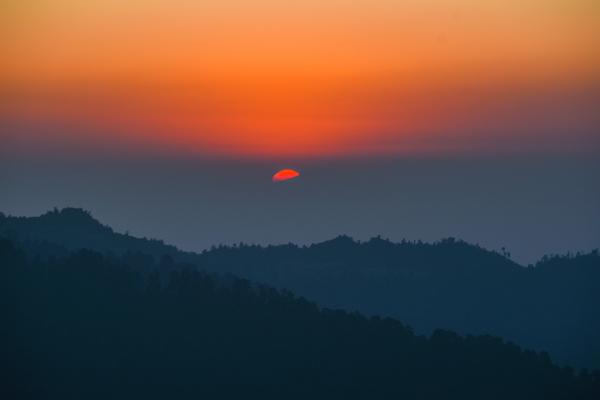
[1,238,599,399]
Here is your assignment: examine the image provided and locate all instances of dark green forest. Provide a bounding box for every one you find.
[2,208,599,369]
[2,238,599,399]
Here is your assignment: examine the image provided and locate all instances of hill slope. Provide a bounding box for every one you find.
[2,208,599,369]
[2,239,599,399]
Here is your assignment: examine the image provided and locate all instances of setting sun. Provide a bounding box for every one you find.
[272,169,300,182]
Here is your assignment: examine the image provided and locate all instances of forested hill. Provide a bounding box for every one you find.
[2,208,599,369]
[2,239,599,399]
[0,208,181,259]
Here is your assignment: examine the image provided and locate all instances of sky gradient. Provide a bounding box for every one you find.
[2,0,599,158]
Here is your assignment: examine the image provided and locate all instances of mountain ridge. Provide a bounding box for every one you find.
[1,207,599,369]
[3,237,598,399]
[0,207,526,266]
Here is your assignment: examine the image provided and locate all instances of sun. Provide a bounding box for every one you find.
[272,169,300,182]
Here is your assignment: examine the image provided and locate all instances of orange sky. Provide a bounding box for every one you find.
[1,0,599,158]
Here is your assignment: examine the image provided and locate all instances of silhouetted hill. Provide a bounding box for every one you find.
[1,208,599,369]
[2,239,599,399]
[201,240,600,369]
[0,208,180,259]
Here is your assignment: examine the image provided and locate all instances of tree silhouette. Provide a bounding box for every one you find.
[1,238,599,399]
[2,208,600,371]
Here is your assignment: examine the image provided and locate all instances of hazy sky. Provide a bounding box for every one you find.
[1,152,599,265]
[1,1,599,263]
[2,0,599,157]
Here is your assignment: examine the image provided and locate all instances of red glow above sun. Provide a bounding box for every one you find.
[273,169,300,182]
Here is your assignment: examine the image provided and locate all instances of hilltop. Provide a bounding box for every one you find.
[2,208,599,369]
